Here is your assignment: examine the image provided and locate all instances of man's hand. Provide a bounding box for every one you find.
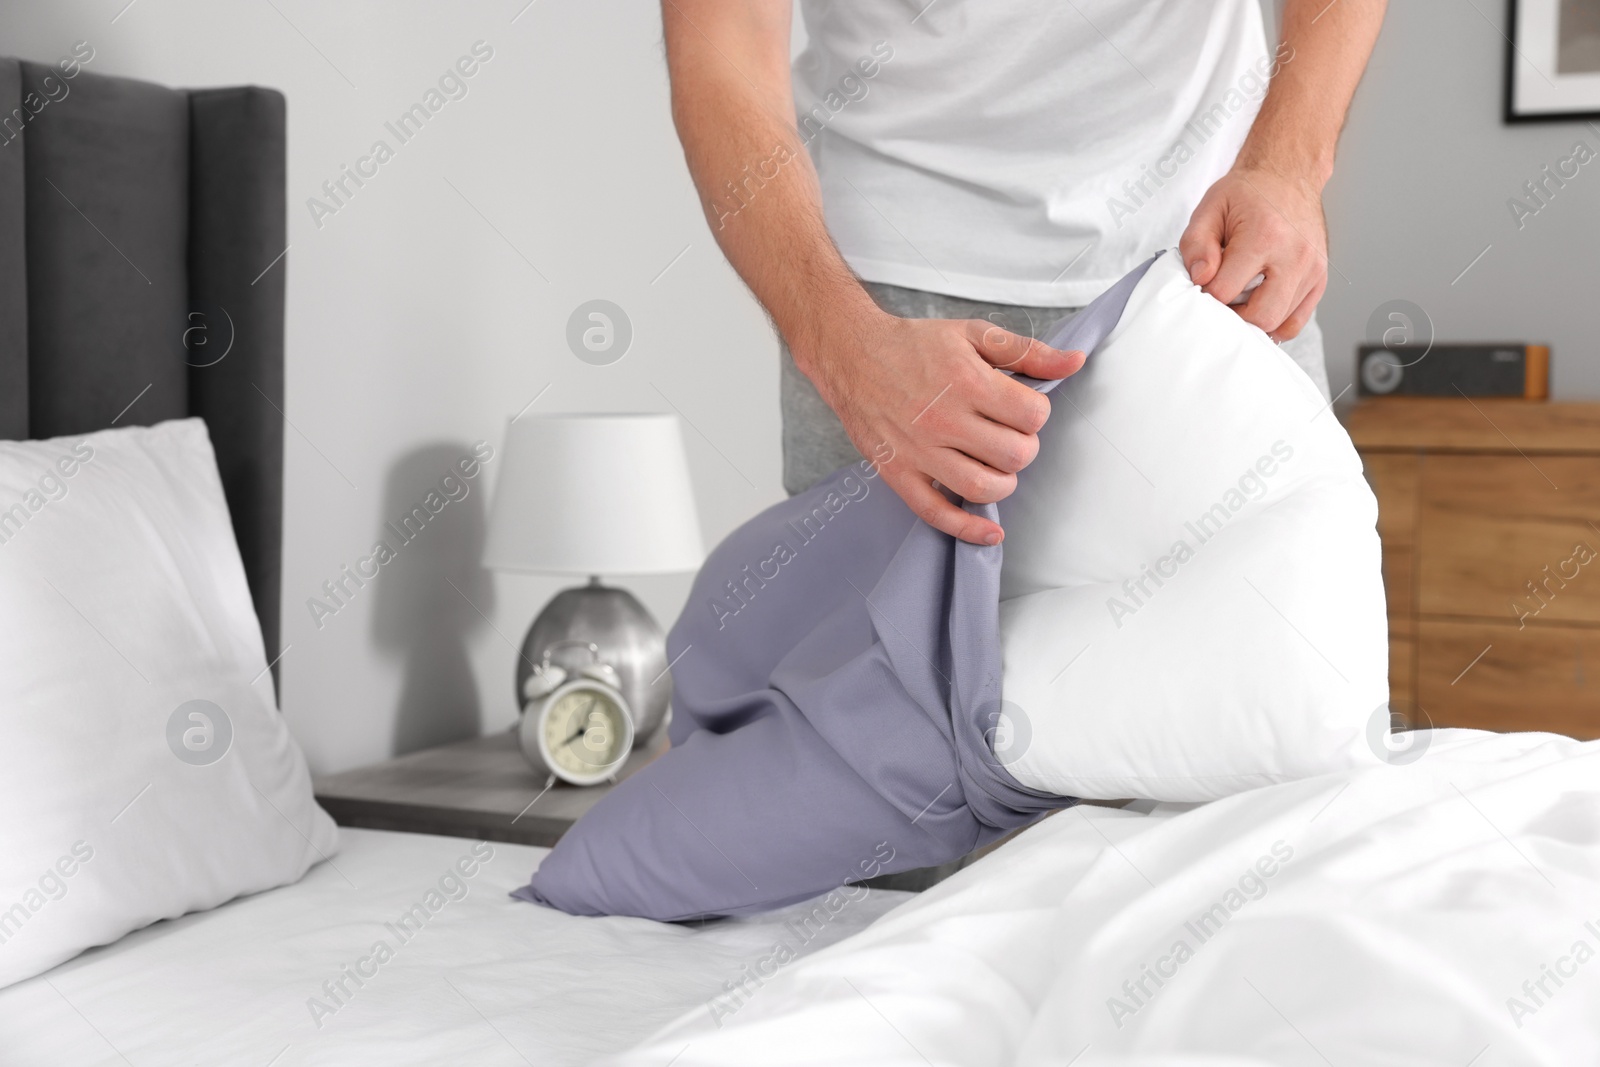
[1180,167,1328,342]
[1180,0,1386,341]
[793,312,1084,545]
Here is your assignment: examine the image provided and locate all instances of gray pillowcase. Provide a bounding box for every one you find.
[515,257,1158,921]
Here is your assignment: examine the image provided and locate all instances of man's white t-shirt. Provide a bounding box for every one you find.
[792,0,1279,306]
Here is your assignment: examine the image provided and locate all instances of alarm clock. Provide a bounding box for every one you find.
[518,641,634,786]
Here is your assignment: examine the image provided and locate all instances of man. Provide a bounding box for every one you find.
[663,0,1385,545]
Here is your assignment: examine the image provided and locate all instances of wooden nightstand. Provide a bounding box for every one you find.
[313,729,667,847]
[1342,398,1600,739]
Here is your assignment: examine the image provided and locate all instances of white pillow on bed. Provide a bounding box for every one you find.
[997,251,1388,801]
[0,418,337,989]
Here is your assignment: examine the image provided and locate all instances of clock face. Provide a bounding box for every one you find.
[540,685,630,780]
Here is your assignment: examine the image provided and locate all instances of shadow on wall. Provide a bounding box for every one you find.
[370,441,493,755]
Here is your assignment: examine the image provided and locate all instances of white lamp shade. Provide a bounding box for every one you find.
[482,413,705,576]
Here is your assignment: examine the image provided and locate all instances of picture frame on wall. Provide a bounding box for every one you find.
[1506,0,1600,122]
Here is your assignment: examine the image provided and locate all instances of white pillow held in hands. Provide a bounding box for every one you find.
[996,252,1388,801]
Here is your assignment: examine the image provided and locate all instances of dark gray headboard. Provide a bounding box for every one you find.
[0,59,287,674]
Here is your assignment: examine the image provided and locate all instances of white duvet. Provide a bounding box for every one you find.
[614,729,1600,1066]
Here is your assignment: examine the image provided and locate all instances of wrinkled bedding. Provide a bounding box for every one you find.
[613,729,1600,1066]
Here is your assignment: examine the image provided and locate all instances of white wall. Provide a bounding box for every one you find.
[4,0,1597,773]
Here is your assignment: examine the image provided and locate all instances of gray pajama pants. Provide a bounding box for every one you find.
[780,279,1332,497]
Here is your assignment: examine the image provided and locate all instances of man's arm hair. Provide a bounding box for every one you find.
[1181,0,1386,337]
[1237,0,1388,186]
[660,0,878,360]
[661,0,1081,544]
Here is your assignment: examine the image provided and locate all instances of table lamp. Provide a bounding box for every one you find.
[482,413,704,746]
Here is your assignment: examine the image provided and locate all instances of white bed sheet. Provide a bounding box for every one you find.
[615,729,1600,1067]
[0,828,909,1066]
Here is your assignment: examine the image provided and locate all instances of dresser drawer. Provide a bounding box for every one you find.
[1382,547,1413,621]
[1416,618,1600,738]
[1362,452,1419,547]
[1417,455,1600,625]
[1388,623,1415,713]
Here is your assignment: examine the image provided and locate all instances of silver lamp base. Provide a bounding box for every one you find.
[516,577,670,747]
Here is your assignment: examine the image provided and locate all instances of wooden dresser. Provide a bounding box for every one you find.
[1343,399,1600,739]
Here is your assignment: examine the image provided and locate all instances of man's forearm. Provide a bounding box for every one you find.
[1237,0,1387,188]
[661,0,878,372]
[1179,0,1386,336]
[661,0,1081,545]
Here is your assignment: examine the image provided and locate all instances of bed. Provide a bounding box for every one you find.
[0,829,906,1065]
[7,728,1599,1066]
[614,728,1600,1066]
